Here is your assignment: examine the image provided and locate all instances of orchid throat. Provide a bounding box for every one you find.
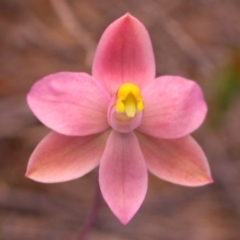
[116,83,144,118]
[108,83,144,133]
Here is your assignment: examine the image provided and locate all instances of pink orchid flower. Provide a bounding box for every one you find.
[26,14,212,224]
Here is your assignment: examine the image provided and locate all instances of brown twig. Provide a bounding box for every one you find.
[200,126,240,216]
[49,0,96,67]
[138,1,217,78]
[78,180,102,240]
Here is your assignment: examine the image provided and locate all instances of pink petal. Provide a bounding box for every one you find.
[138,76,207,139]
[92,14,155,96]
[136,132,212,186]
[99,130,148,224]
[26,130,110,183]
[27,72,111,136]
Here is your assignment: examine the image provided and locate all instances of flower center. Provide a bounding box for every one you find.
[115,83,144,118]
[107,83,144,133]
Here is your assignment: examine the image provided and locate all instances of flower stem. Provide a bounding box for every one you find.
[78,179,102,240]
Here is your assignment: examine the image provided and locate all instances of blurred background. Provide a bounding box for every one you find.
[1,0,240,239]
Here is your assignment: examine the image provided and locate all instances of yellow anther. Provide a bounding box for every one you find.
[116,83,144,118]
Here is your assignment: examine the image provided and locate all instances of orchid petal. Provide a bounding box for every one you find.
[136,132,212,186]
[27,72,111,136]
[99,130,148,224]
[26,130,110,183]
[92,14,155,96]
[138,76,207,139]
